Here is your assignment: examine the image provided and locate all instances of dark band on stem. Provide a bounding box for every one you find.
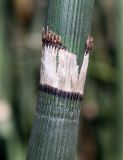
[39,84,83,101]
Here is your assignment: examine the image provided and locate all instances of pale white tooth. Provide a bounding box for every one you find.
[78,53,89,94]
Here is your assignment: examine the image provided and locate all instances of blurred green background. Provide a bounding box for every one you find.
[0,0,120,160]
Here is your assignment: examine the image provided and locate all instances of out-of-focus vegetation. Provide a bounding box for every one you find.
[0,0,119,160]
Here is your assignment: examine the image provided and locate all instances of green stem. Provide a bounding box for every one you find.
[47,0,94,63]
[27,0,94,160]
[27,91,81,160]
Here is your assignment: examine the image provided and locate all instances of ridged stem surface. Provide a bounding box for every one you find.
[46,0,94,63]
[27,90,81,160]
[27,0,94,159]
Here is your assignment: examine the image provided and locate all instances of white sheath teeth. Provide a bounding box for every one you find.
[40,46,89,95]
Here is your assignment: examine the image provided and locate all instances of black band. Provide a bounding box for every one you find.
[39,84,83,101]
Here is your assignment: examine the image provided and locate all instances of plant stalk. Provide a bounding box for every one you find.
[26,0,94,160]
